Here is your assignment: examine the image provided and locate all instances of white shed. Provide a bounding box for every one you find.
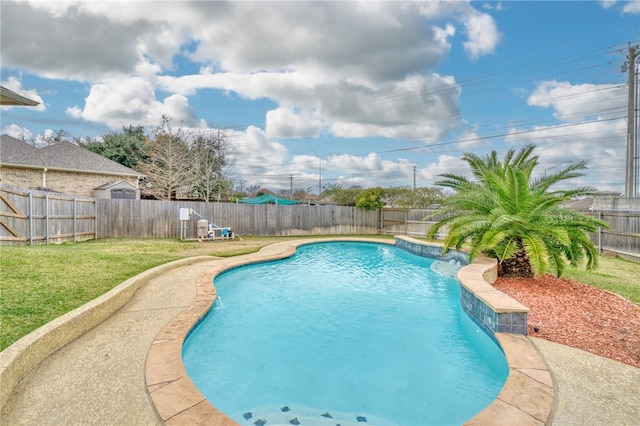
[94,181,140,200]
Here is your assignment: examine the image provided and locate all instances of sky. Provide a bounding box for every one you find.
[1,0,639,195]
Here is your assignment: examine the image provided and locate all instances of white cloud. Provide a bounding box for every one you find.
[483,2,505,11]
[160,69,465,142]
[622,0,640,14]
[599,0,617,9]
[323,153,415,188]
[461,11,502,59]
[528,80,626,122]
[226,125,290,181]
[0,1,149,80]
[4,1,583,192]
[599,0,640,14]
[1,123,32,140]
[67,77,198,129]
[1,1,500,143]
[422,154,469,186]
[265,107,324,139]
[504,114,627,192]
[187,1,453,81]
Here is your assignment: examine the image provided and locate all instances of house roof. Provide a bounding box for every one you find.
[562,197,594,210]
[0,135,40,165]
[0,86,39,106]
[1,134,141,177]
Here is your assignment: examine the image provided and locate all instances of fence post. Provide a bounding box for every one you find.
[45,193,49,245]
[405,210,408,235]
[73,197,77,243]
[597,211,602,254]
[28,191,33,246]
[94,199,98,240]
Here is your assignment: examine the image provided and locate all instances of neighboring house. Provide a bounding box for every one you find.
[0,134,142,198]
[563,192,640,212]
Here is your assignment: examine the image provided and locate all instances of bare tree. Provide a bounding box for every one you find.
[40,129,71,146]
[246,184,261,197]
[188,130,233,201]
[234,179,247,194]
[291,187,312,202]
[137,116,191,200]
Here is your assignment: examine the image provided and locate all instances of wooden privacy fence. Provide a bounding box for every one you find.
[0,185,96,246]
[579,210,640,262]
[96,199,380,239]
[2,182,639,261]
[380,208,449,238]
[381,207,640,262]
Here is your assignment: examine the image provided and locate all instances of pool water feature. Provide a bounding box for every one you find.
[182,242,509,425]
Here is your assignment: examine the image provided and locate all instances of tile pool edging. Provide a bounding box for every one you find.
[395,236,530,336]
[145,237,556,425]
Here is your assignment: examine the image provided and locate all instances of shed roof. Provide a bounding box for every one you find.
[94,181,138,190]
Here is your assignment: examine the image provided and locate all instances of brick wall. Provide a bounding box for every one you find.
[0,167,42,189]
[0,166,138,197]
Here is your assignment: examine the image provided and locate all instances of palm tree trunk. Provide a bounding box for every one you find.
[498,245,533,278]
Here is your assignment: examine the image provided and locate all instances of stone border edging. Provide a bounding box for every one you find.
[0,255,215,409]
[465,332,556,425]
[145,237,556,425]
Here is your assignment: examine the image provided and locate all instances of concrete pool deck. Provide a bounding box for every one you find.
[1,238,639,425]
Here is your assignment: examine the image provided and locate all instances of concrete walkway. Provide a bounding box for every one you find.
[1,259,220,425]
[2,256,639,425]
[531,338,640,426]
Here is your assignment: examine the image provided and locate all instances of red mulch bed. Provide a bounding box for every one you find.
[493,275,640,369]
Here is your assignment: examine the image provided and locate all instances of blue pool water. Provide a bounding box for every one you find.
[182,242,508,425]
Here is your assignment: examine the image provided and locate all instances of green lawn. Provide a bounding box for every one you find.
[0,236,637,351]
[0,237,297,350]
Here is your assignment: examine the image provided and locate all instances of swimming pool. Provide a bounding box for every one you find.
[182,242,509,425]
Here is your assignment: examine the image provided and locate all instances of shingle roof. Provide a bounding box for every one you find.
[1,135,141,177]
[562,197,594,210]
[0,134,42,165]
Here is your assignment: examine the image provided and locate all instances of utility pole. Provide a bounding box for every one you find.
[624,45,637,198]
[413,165,417,190]
[289,174,294,196]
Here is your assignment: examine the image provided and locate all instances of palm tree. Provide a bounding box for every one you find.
[426,145,609,278]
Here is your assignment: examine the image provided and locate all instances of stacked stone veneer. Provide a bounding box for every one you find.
[1,166,138,197]
[395,236,529,336]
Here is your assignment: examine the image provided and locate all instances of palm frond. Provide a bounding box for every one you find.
[545,242,568,277]
[521,234,551,276]
[425,144,604,278]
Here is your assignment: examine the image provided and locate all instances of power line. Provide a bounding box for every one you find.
[222,41,637,189]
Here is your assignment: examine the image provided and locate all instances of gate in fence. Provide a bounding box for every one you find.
[0,185,96,246]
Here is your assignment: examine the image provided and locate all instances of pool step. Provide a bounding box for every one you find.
[239,405,393,426]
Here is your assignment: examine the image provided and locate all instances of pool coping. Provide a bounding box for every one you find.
[144,237,557,425]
